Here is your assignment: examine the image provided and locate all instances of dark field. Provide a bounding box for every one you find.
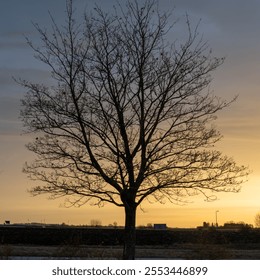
[1,225,260,259]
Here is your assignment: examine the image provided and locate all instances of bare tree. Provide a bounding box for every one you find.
[90,219,102,227]
[255,213,260,228]
[19,0,248,259]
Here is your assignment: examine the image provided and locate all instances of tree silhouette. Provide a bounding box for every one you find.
[19,0,248,259]
[255,213,260,228]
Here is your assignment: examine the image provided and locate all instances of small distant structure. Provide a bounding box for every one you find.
[153,223,167,230]
[203,222,210,228]
[197,221,253,230]
[197,222,212,230]
[223,222,253,230]
[4,220,10,225]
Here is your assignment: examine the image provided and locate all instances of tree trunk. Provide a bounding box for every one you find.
[123,204,137,259]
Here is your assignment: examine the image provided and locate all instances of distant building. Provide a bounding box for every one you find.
[153,223,167,230]
[223,222,253,229]
[203,222,210,228]
[4,221,10,225]
[197,222,217,230]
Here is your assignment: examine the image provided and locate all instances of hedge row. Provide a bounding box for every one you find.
[1,226,260,246]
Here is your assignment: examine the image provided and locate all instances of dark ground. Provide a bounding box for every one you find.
[1,225,260,259]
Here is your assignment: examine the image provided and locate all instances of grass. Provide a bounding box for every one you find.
[1,243,260,259]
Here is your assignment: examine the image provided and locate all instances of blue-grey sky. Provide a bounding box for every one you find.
[1,0,260,227]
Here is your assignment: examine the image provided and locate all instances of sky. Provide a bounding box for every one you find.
[0,0,260,228]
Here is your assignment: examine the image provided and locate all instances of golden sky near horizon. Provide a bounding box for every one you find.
[1,0,260,228]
